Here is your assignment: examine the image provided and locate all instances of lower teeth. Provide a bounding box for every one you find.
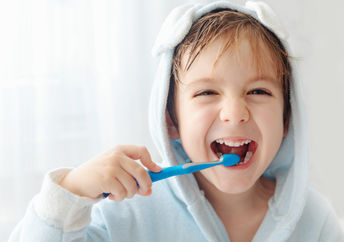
[237,151,252,165]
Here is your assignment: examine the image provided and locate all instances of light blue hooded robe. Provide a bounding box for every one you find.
[9,1,344,241]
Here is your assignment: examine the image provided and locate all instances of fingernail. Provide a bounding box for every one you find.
[139,188,147,194]
[155,164,162,170]
[145,188,152,196]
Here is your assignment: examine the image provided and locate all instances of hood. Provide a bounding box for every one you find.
[148,1,308,241]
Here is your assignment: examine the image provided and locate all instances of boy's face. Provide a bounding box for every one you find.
[171,37,286,194]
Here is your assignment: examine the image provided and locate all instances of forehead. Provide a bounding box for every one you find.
[179,35,280,85]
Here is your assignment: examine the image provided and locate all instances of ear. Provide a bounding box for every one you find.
[283,111,290,137]
[165,110,180,139]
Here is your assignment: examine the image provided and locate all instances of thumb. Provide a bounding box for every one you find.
[119,145,162,172]
[137,146,162,173]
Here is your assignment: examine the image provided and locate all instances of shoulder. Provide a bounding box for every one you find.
[304,187,334,217]
[301,187,341,226]
[288,187,344,241]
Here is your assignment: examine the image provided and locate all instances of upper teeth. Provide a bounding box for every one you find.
[215,139,251,147]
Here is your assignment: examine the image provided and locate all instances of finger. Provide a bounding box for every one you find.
[137,146,162,173]
[116,171,138,199]
[107,178,127,202]
[117,145,161,172]
[137,188,152,197]
[108,194,116,201]
[120,158,151,194]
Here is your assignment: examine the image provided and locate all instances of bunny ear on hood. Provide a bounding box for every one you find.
[148,1,308,241]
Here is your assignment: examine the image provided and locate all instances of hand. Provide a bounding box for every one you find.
[58,145,162,201]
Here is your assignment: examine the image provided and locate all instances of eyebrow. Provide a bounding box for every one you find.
[249,75,281,87]
[185,75,280,88]
[183,78,215,87]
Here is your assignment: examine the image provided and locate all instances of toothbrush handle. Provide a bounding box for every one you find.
[148,154,240,184]
[148,164,187,182]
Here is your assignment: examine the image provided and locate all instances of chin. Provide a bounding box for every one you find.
[208,175,254,194]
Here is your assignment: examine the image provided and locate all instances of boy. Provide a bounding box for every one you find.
[9,1,344,241]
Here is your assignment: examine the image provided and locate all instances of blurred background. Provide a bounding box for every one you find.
[0,0,343,240]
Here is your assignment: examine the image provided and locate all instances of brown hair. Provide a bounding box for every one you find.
[167,9,291,130]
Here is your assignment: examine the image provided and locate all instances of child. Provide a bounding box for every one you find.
[9,1,344,241]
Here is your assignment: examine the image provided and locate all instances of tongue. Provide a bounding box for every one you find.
[217,143,248,157]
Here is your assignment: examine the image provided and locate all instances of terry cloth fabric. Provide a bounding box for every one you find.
[9,1,344,242]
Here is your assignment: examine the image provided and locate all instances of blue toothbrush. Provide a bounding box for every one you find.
[147,153,240,182]
[103,154,239,197]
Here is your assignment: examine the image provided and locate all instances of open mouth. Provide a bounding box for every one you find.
[210,138,258,166]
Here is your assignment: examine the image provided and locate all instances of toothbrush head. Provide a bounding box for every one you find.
[221,154,240,167]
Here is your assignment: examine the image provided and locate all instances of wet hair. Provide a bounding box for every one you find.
[167,9,291,130]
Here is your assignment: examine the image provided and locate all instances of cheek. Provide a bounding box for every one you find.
[256,102,285,151]
[177,101,217,159]
[261,109,283,130]
[255,98,284,127]
[177,100,215,133]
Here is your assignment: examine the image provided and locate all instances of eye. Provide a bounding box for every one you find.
[247,89,271,96]
[194,90,217,97]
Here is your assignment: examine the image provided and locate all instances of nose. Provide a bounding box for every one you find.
[219,99,249,125]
